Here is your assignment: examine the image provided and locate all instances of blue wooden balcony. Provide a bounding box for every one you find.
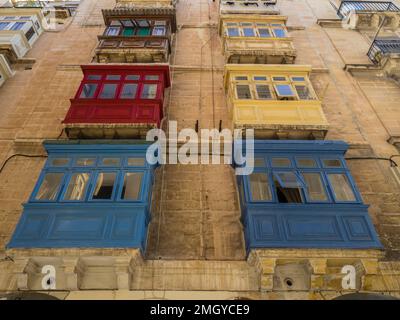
[7,141,158,251]
[234,140,382,251]
[337,1,400,19]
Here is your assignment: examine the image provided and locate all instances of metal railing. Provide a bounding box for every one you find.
[337,1,400,18]
[367,38,400,63]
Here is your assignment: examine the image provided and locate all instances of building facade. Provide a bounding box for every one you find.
[0,0,400,300]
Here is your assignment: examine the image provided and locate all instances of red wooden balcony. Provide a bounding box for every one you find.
[63,64,170,139]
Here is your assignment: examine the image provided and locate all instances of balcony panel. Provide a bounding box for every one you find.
[225,38,296,64]
[220,0,279,15]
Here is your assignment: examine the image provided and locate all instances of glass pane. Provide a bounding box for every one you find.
[296,158,317,168]
[87,75,101,80]
[292,76,305,82]
[227,28,239,36]
[273,28,286,38]
[254,76,267,81]
[145,75,159,80]
[120,84,138,99]
[92,173,116,200]
[51,158,69,166]
[152,26,165,35]
[123,27,134,36]
[322,159,342,168]
[273,76,286,81]
[275,84,295,97]
[106,27,120,36]
[274,172,303,188]
[127,158,145,166]
[137,27,150,36]
[243,28,255,37]
[258,28,271,38]
[141,84,157,99]
[76,158,96,166]
[102,158,120,166]
[249,173,272,201]
[328,174,356,201]
[106,75,121,80]
[35,173,63,200]
[236,85,251,99]
[302,173,328,201]
[63,173,90,201]
[295,85,313,100]
[136,19,149,27]
[271,158,291,167]
[80,84,97,98]
[121,172,143,200]
[254,158,265,167]
[256,85,272,99]
[99,84,117,99]
[235,76,248,81]
[121,19,134,27]
[126,75,140,80]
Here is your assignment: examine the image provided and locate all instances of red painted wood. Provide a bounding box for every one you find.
[63,64,170,126]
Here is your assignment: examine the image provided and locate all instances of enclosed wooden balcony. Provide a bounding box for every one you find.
[63,64,171,139]
[219,15,296,64]
[224,64,329,139]
[95,7,176,63]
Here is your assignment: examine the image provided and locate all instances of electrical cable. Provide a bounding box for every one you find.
[345,156,398,167]
[0,154,47,175]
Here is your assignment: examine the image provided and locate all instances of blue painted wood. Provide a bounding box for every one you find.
[235,140,382,250]
[7,141,157,251]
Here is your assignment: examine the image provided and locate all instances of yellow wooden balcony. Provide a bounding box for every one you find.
[115,0,176,7]
[224,64,329,139]
[219,15,296,64]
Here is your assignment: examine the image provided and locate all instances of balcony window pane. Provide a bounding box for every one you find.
[120,84,138,99]
[127,158,145,166]
[92,173,116,200]
[87,75,101,80]
[126,75,140,80]
[51,158,69,166]
[106,27,120,36]
[296,158,317,168]
[273,28,286,37]
[235,76,248,81]
[243,28,255,37]
[80,83,97,98]
[10,22,25,30]
[76,158,96,166]
[63,173,90,201]
[273,172,304,203]
[122,27,134,36]
[249,173,272,201]
[328,173,356,202]
[137,27,150,36]
[145,75,159,80]
[258,28,271,38]
[0,22,10,30]
[136,19,149,27]
[102,158,120,166]
[106,75,121,80]
[236,84,251,99]
[271,158,291,167]
[254,76,267,81]
[322,159,342,168]
[275,84,295,97]
[295,85,313,100]
[273,76,287,81]
[227,28,239,36]
[141,84,158,99]
[152,26,165,35]
[35,173,63,200]
[302,173,328,201]
[121,19,134,27]
[121,172,143,200]
[99,84,117,99]
[292,76,305,82]
[256,85,272,99]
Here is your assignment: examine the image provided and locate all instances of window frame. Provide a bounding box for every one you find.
[59,170,92,202]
